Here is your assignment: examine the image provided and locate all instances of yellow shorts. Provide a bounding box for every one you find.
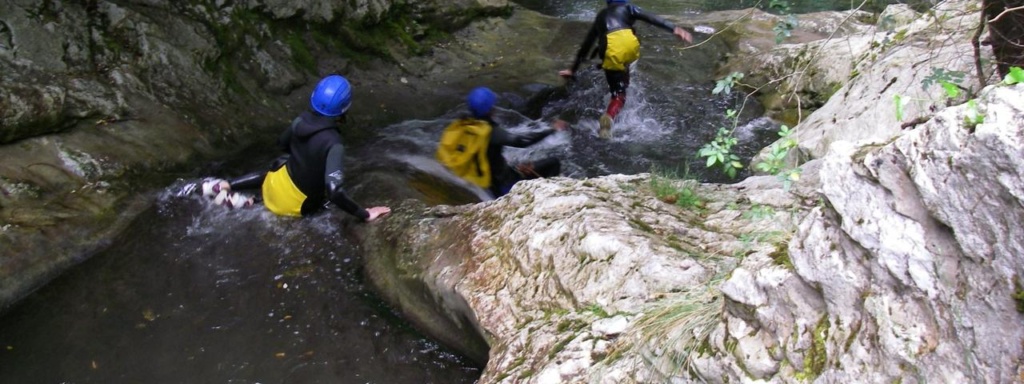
[262,166,307,217]
[602,29,640,71]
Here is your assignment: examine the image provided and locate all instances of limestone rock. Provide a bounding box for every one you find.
[358,83,1024,383]
[756,0,991,160]
[359,172,808,382]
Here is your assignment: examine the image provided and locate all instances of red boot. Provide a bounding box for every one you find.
[606,94,626,118]
[599,94,626,139]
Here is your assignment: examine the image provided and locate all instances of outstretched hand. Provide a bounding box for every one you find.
[365,206,391,222]
[674,27,693,43]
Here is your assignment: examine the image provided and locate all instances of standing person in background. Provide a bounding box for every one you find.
[559,0,692,139]
[437,87,567,198]
[197,74,390,222]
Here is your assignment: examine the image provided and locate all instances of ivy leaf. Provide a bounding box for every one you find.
[778,124,792,137]
[713,73,743,95]
[940,81,960,99]
[1004,66,1024,85]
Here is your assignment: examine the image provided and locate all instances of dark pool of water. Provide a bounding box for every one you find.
[0,196,480,383]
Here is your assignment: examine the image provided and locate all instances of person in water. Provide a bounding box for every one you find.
[441,87,566,198]
[197,74,390,222]
[559,0,693,139]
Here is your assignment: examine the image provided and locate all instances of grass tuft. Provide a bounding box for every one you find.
[648,166,703,210]
[610,275,724,380]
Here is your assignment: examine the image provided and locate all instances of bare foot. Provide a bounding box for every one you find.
[365,206,392,222]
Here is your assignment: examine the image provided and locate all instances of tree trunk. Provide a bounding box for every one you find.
[984,0,1024,76]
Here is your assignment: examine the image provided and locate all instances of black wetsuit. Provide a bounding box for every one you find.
[570,4,678,99]
[484,117,561,197]
[279,111,368,219]
[231,111,368,220]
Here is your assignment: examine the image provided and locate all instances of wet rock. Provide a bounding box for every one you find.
[0,71,129,144]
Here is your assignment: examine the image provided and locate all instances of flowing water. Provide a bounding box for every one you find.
[0,193,480,383]
[0,1,886,383]
[515,0,908,20]
[367,14,776,184]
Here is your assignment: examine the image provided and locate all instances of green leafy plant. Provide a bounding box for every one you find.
[672,187,703,209]
[768,0,790,11]
[766,0,797,44]
[755,125,796,175]
[964,99,984,127]
[1004,66,1024,85]
[773,14,799,44]
[755,125,802,190]
[939,81,961,99]
[713,72,745,95]
[896,67,975,122]
[778,167,803,190]
[698,110,743,179]
[649,168,703,209]
[921,67,965,90]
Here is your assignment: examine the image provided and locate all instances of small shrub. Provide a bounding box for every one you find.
[649,168,703,209]
[699,126,743,179]
[1003,66,1024,85]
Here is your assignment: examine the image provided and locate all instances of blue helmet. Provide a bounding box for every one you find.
[467,87,497,118]
[310,75,352,117]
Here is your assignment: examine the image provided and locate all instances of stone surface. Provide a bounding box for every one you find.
[352,1,1024,382]
[358,82,1024,383]
[359,172,809,382]
[758,0,990,160]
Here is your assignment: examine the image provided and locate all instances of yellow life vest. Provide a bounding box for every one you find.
[436,118,493,188]
[603,28,641,71]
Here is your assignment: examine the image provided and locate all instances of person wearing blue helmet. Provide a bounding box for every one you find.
[559,0,692,139]
[206,75,390,221]
[438,87,567,198]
